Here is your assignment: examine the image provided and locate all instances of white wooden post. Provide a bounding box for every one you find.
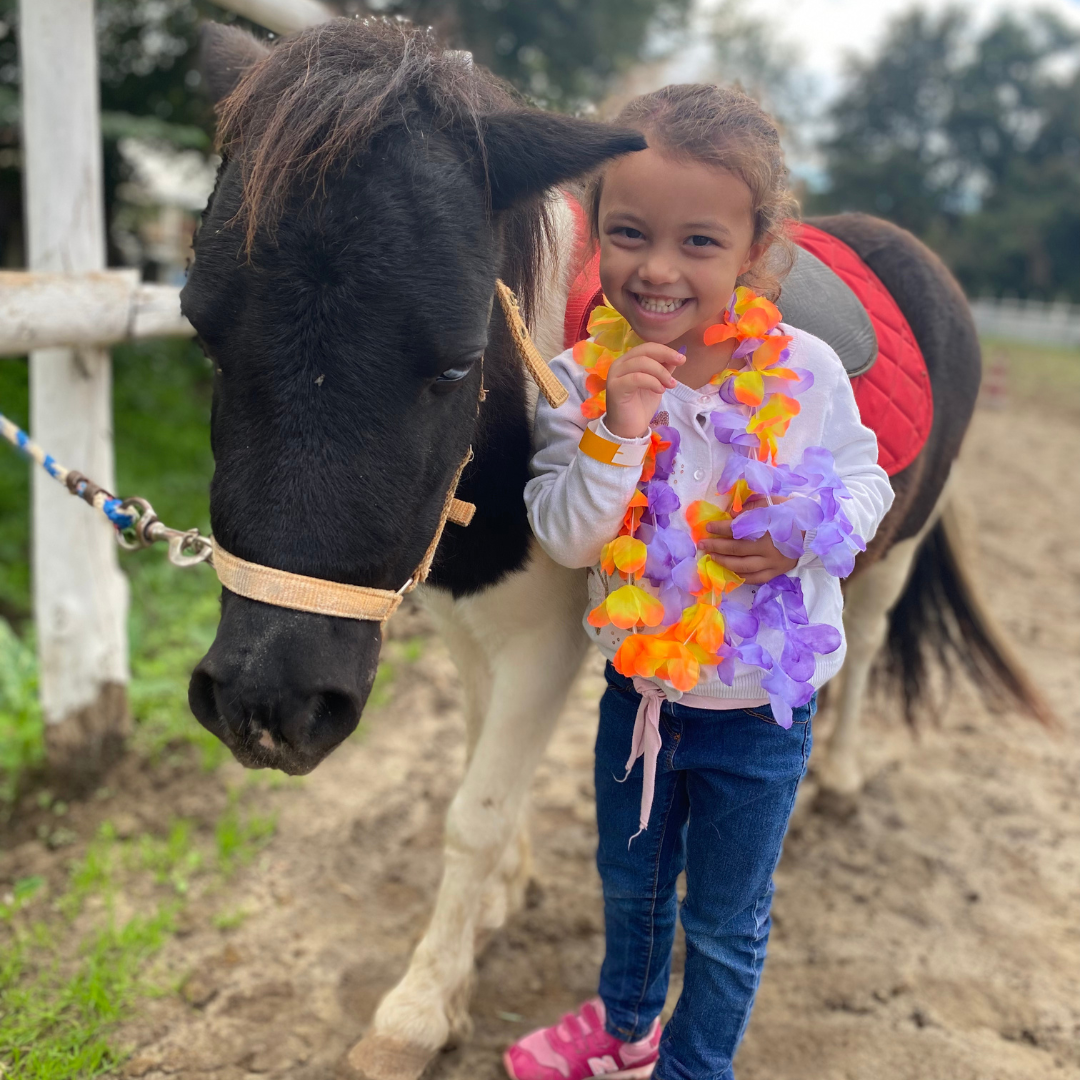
[211,0,334,35]
[19,0,131,780]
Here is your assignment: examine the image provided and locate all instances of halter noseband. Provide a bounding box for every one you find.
[211,280,568,623]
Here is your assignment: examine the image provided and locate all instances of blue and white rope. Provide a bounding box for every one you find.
[0,411,137,530]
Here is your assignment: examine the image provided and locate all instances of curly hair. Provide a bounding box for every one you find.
[588,83,799,299]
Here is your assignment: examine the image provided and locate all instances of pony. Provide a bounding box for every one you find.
[183,20,1048,1079]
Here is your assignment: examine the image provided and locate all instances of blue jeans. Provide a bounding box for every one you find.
[596,664,814,1080]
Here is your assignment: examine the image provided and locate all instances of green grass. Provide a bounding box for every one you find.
[0,338,222,796]
[979,336,1080,412]
[0,795,279,1078]
[0,908,177,1079]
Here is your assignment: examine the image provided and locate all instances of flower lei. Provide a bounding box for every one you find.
[574,287,867,727]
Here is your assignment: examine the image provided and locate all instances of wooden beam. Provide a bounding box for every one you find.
[18,0,131,781]
[210,0,335,35]
[0,271,193,354]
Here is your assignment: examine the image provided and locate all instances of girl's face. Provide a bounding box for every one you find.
[597,145,764,348]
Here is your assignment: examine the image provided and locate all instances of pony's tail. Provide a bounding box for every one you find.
[883,495,1056,727]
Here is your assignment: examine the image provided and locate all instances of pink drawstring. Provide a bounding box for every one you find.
[620,677,667,842]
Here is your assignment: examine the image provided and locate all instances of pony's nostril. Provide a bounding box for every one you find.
[312,691,355,728]
[298,691,359,754]
[188,669,225,735]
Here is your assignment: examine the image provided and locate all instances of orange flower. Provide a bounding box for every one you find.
[588,584,666,630]
[696,554,744,596]
[667,602,726,654]
[620,489,648,536]
[640,429,670,484]
[600,535,648,578]
[685,500,731,543]
[612,634,701,692]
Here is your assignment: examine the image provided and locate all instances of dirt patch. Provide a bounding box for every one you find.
[7,394,1079,1080]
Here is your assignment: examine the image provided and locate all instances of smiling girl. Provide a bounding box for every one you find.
[509,85,894,1080]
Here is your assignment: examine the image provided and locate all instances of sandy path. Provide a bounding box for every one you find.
[117,397,1080,1080]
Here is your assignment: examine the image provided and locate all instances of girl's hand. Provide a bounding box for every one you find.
[697,496,800,584]
[603,343,685,439]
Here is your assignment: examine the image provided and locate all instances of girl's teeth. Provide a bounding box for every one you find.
[637,295,687,314]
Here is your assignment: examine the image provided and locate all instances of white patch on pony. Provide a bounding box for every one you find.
[360,543,588,1060]
[258,728,276,750]
[817,474,953,798]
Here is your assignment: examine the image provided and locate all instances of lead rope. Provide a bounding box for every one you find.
[1,280,567,622]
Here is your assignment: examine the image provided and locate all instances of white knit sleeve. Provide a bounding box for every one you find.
[525,351,650,570]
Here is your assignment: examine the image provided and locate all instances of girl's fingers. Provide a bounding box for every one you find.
[705,519,734,539]
[611,358,679,390]
[625,342,687,372]
[708,554,770,574]
[698,536,765,556]
[611,372,670,397]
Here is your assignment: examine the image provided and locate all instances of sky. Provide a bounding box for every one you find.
[714,0,1080,96]
[652,0,1080,182]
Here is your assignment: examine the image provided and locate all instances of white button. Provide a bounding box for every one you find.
[693,468,706,481]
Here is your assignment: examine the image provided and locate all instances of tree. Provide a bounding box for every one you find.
[0,0,691,268]
[809,7,1080,300]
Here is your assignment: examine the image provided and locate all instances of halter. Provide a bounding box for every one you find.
[212,280,568,623]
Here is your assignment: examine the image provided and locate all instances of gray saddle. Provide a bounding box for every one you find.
[780,244,877,378]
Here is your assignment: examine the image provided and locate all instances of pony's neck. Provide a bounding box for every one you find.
[519,194,579,428]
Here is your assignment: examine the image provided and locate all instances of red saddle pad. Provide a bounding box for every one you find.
[561,209,933,477]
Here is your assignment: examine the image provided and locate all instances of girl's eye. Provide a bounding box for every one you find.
[614,227,645,240]
[687,235,716,248]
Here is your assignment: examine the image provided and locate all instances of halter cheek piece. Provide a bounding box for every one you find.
[212,280,570,623]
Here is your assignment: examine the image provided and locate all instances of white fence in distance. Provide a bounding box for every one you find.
[970,297,1080,349]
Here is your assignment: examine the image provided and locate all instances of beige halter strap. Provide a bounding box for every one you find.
[211,280,567,623]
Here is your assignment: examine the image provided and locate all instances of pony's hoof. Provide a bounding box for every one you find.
[339,1034,436,1080]
[813,784,859,821]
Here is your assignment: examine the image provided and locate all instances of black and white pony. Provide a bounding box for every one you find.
[183,20,1048,1080]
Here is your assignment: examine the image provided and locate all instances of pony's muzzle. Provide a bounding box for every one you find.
[188,589,382,773]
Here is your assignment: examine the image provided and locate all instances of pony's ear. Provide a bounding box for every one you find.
[480,112,646,212]
[198,23,272,104]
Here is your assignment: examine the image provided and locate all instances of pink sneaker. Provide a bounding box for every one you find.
[503,998,661,1080]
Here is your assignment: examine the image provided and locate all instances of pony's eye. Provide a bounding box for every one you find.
[433,358,479,392]
[437,364,473,383]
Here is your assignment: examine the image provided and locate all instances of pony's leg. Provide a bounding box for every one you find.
[345,549,589,1080]
[815,478,953,804]
[814,532,922,802]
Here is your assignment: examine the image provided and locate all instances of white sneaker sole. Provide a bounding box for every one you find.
[503,1051,656,1080]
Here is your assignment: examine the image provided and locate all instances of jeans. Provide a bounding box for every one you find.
[595,664,814,1080]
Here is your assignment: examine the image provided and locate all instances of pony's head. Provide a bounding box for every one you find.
[183,19,642,773]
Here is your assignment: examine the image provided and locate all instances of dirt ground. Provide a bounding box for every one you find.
[11,392,1080,1080]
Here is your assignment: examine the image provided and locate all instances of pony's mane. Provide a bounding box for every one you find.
[215,18,550,317]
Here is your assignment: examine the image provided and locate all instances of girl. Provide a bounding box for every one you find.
[507,85,894,1080]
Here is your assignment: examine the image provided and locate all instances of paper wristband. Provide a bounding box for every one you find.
[578,426,648,468]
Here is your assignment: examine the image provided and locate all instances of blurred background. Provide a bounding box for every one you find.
[0,1,1077,1074]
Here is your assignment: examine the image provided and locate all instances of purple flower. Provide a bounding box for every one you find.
[808,521,866,578]
[643,524,695,586]
[652,425,681,481]
[732,496,823,559]
[643,479,680,529]
[714,640,773,686]
[780,622,842,682]
[761,664,817,728]
[732,337,763,360]
[717,454,782,499]
[720,596,759,639]
[710,410,758,453]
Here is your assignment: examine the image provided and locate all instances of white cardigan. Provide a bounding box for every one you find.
[524,325,896,702]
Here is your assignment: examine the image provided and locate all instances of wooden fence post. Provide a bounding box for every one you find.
[18,0,131,782]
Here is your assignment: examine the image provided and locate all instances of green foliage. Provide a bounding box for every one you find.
[215,791,276,875]
[0,617,43,804]
[0,908,176,1080]
[810,8,1080,300]
[392,0,692,109]
[0,337,220,799]
[1,790,279,1075]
